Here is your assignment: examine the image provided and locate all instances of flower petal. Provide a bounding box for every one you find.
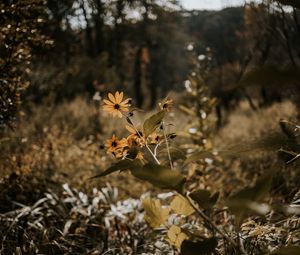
[115,91,124,103]
[103,99,115,106]
[112,110,118,117]
[122,98,132,104]
[108,93,116,103]
[126,125,136,134]
[102,105,114,112]
[119,92,124,102]
[120,106,129,112]
[117,110,123,118]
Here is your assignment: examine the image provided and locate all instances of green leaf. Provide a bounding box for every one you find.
[227,171,273,227]
[159,147,187,161]
[184,150,215,165]
[91,159,142,178]
[142,197,170,228]
[143,110,165,137]
[181,237,218,255]
[130,163,185,192]
[126,146,139,159]
[270,246,300,255]
[189,189,219,210]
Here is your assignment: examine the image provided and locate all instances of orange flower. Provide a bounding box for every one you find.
[126,125,145,147]
[113,148,127,159]
[102,91,131,118]
[159,98,173,112]
[105,134,128,153]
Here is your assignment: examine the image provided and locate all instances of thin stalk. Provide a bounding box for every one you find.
[127,116,160,165]
[184,192,239,250]
[153,143,159,157]
[145,143,161,165]
[162,121,173,169]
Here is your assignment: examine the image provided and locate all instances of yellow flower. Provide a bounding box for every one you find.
[159,98,173,112]
[126,125,145,147]
[102,91,131,118]
[105,134,128,153]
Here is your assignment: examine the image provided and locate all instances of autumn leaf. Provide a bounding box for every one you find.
[170,195,195,216]
[167,225,188,250]
[142,197,170,228]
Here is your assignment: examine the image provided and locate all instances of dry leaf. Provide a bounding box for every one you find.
[142,197,170,228]
[170,195,195,216]
[167,225,188,250]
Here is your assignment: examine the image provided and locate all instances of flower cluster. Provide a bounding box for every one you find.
[102,91,173,161]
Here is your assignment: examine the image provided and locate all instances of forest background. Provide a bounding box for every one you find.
[1,0,300,254]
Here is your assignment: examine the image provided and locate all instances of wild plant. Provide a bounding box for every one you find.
[92,88,300,255]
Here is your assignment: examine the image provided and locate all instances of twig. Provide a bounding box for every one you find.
[127,116,161,165]
[287,153,300,164]
[184,192,239,250]
[162,121,173,169]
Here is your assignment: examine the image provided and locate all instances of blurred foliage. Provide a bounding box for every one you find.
[1,0,300,254]
[0,0,51,128]
[2,0,300,127]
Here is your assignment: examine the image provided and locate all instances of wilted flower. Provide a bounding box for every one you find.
[159,98,173,112]
[148,132,163,144]
[102,91,131,118]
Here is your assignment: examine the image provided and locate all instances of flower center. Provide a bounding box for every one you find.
[111,141,118,147]
[114,104,120,109]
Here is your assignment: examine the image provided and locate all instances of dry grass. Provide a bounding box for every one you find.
[1,96,299,254]
[217,100,296,143]
[0,97,151,198]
